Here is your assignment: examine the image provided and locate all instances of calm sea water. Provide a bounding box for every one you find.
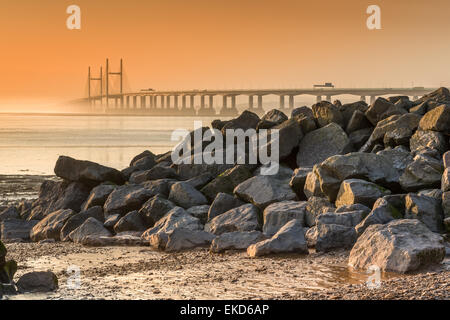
[0,114,221,175]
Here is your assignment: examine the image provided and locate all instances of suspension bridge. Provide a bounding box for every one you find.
[82,59,437,117]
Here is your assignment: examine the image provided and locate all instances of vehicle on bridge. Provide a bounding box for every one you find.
[141,88,155,91]
[313,82,335,88]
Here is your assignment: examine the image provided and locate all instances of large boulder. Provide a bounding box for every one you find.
[349,219,445,273]
[289,167,312,199]
[122,154,156,180]
[54,156,124,186]
[186,205,210,225]
[141,207,202,247]
[418,105,450,134]
[29,181,91,221]
[346,110,372,134]
[1,219,39,242]
[404,193,444,233]
[210,231,266,253]
[339,101,369,127]
[138,195,175,227]
[157,228,215,252]
[335,179,391,208]
[141,179,178,198]
[205,204,259,235]
[262,201,306,236]
[60,206,104,241]
[365,98,407,126]
[296,123,352,167]
[303,171,326,199]
[306,223,357,252]
[355,195,406,235]
[221,110,260,135]
[129,166,178,184]
[168,182,208,209]
[312,101,344,128]
[376,146,414,175]
[314,152,400,202]
[113,210,147,233]
[234,174,296,209]
[247,219,308,257]
[30,209,76,242]
[200,165,253,201]
[0,207,19,221]
[315,210,367,227]
[207,193,245,222]
[400,154,444,192]
[267,118,303,160]
[258,109,288,129]
[103,185,156,217]
[305,197,336,227]
[81,184,116,211]
[410,130,448,154]
[16,271,58,293]
[69,217,112,243]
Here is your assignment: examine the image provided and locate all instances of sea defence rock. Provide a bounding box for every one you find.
[312,101,344,128]
[1,219,39,242]
[16,271,58,293]
[335,179,391,208]
[296,123,352,168]
[138,195,175,227]
[313,152,400,202]
[306,223,357,252]
[113,210,147,233]
[54,156,125,186]
[160,228,215,252]
[69,217,112,244]
[81,184,116,211]
[262,201,306,236]
[365,97,407,126]
[30,209,76,242]
[60,206,104,241]
[247,219,308,257]
[205,204,259,235]
[168,182,208,209]
[404,193,444,233]
[210,231,266,253]
[349,219,445,273]
[418,105,450,133]
[207,193,245,222]
[103,185,156,217]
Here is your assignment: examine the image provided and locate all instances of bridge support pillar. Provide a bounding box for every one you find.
[174,95,179,110]
[133,96,137,109]
[289,95,294,109]
[167,96,171,109]
[248,95,254,109]
[231,96,236,109]
[279,95,285,109]
[370,95,376,104]
[316,96,322,103]
[325,95,332,102]
[126,96,130,108]
[161,95,165,108]
[200,95,205,109]
[182,95,186,109]
[190,95,195,109]
[153,96,157,108]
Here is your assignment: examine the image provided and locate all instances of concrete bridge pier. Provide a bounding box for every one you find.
[161,95,166,109]
[325,95,332,102]
[220,95,238,117]
[370,95,376,104]
[248,95,254,109]
[141,96,146,112]
[198,95,216,116]
[279,95,285,109]
[126,96,130,109]
[288,95,295,110]
[133,96,137,109]
[316,96,322,103]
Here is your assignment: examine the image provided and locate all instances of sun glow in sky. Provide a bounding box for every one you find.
[1,0,450,111]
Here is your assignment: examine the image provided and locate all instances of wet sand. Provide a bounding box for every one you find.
[3,242,449,300]
[0,175,54,208]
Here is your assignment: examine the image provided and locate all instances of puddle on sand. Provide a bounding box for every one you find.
[4,247,402,300]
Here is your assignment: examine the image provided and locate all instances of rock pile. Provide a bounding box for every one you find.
[2,88,450,274]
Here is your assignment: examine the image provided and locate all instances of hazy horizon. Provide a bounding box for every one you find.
[2,0,450,112]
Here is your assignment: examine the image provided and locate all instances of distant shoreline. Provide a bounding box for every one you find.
[0,112,224,118]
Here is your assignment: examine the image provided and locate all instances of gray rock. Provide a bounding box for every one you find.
[263,201,306,236]
[442,191,450,218]
[155,228,215,252]
[60,206,104,241]
[205,204,259,235]
[1,219,39,242]
[54,156,124,186]
[443,151,450,168]
[0,207,19,221]
[168,182,208,209]
[346,110,371,134]
[141,179,178,198]
[355,195,406,235]
[129,166,178,184]
[376,146,414,175]
[383,127,413,147]
[176,163,233,181]
[185,173,214,190]
[291,106,313,119]
[410,130,448,154]
[365,98,407,126]
[349,219,445,273]
[404,193,444,233]
[30,209,76,242]
[400,154,444,192]
[316,211,367,227]
[187,205,210,225]
[335,203,371,215]
[113,210,147,233]
[335,179,391,208]
[417,189,443,200]
[210,231,266,253]
[221,110,260,135]
[295,114,317,134]
[207,193,245,222]
[296,123,352,168]
[122,155,156,179]
[104,214,121,229]
[69,217,112,243]
[81,184,116,211]
[303,171,326,199]
[247,219,308,257]
[349,128,373,150]
[268,118,304,160]
[312,101,344,128]
[201,165,253,201]
[17,272,58,293]
[306,223,357,252]
[103,185,156,217]
[305,197,336,227]
[314,152,400,202]
[234,175,296,209]
[289,167,312,199]
[141,207,202,245]
[418,105,450,133]
[138,195,175,227]
[80,234,145,247]
[340,101,369,128]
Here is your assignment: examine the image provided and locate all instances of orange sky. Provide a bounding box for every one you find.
[1,0,450,110]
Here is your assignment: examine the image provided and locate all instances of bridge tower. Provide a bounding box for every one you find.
[88,66,103,111]
[105,58,124,111]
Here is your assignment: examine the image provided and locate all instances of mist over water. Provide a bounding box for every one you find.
[0,114,219,175]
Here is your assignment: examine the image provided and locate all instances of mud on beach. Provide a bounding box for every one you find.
[4,242,450,300]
